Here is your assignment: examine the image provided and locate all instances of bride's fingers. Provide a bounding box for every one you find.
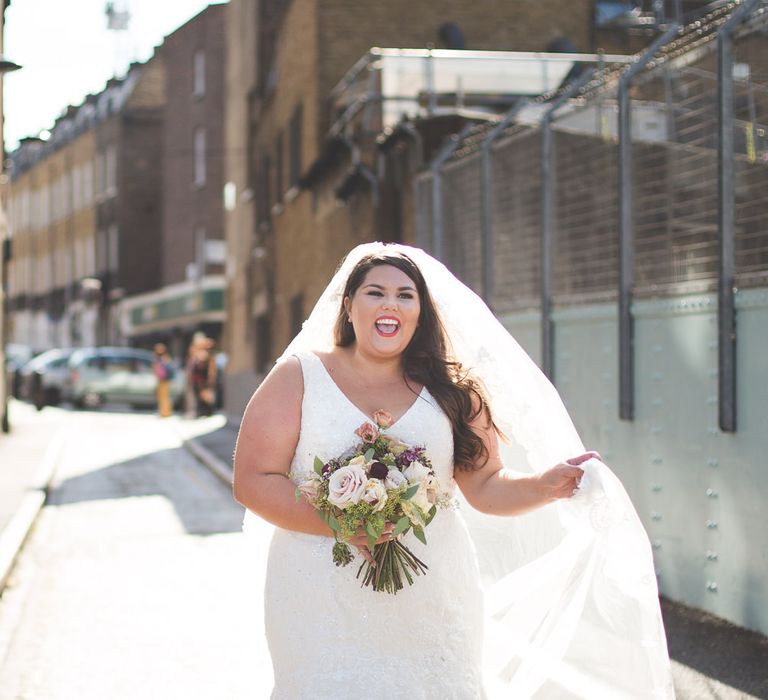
[566,451,601,466]
[355,545,376,566]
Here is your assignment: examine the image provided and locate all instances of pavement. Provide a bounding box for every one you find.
[186,418,768,700]
[0,408,273,699]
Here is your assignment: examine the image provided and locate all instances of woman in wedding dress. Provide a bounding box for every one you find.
[233,244,674,699]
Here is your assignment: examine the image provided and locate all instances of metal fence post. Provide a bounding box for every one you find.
[617,23,679,421]
[540,70,595,381]
[480,102,528,309]
[431,125,472,262]
[717,0,760,433]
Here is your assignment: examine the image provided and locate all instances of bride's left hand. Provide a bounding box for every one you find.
[538,451,600,501]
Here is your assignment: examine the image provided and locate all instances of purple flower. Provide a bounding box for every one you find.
[369,461,388,480]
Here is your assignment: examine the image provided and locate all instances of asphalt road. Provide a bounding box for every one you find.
[0,405,766,699]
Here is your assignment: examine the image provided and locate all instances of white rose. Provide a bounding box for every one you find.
[347,454,367,468]
[385,468,407,490]
[327,465,367,509]
[403,461,432,486]
[361,479,388,512]
[410,484,432,515]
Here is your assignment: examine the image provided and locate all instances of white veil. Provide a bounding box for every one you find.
[278,242,674,699]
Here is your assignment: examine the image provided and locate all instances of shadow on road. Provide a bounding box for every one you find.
[661,597,768,698]
[46,444,243,536]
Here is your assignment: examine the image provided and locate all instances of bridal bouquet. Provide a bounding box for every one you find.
[295,409,447,594]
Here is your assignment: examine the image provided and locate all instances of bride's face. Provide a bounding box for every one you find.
[344,264,421,358]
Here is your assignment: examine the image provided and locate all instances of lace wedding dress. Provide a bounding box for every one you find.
[260,351,487,699]
[242,243,674,699]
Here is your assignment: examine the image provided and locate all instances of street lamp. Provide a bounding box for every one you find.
[0,52,22,433]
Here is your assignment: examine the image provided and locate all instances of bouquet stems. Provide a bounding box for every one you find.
[356,540,429,594]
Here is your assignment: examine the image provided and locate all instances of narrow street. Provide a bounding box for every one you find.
[0,407,273,699]
[1,404,766,699]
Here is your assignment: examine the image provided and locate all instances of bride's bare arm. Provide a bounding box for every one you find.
[233,357,332,536]
[454,405,584,517]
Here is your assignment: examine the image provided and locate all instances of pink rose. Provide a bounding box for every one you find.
[355,422,379,443]
[298,477,321,503]
[327,465,367,509]
[372,409,394,429]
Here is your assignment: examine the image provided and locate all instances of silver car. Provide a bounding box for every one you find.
[20,348,74,410]
[64,347,184,410]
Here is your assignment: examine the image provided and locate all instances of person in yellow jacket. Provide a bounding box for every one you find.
[152,343,174,417]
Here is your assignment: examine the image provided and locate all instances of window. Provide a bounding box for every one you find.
[255,313,272,373]
[194,128,207,187]
[83,160,94,206]
[289,104,303,187]
[193,50,206,97]
[259,153,272,224]
[105,145,117,198]
[108,224,119,272]
[95,152,105,201]
[289,293,304,340]
[275,132,284,205]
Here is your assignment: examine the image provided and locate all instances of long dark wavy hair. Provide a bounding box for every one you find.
[333,251,497,471]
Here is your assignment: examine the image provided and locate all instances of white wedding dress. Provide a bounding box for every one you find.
[260,351,487,699]
[242,243,674,700]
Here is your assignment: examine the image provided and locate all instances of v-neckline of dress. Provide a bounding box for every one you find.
[311,351,426,430]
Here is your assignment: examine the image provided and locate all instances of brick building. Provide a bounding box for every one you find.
[223,0,619,415]
[7,58,165,350]
[120,4,227,359]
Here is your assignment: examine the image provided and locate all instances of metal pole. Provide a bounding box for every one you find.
[431,125,472,261]
[540,69,595,380]
[717,0,759,433]
[480,101,529,309]
[617,23,679,420]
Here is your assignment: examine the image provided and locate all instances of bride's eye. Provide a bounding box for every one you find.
[398,293,414,300]
[366,291,384,297]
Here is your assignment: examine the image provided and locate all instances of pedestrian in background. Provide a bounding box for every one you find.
[188,336,217,417]
[152,343,174,418]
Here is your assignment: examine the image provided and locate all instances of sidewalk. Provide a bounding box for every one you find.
[184,419,768,700]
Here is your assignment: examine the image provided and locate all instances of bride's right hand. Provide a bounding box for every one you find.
[349,523,395,565]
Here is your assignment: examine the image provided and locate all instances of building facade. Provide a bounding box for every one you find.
[120,4,227,359]
[7,58,165,350]
[223,0,605,416]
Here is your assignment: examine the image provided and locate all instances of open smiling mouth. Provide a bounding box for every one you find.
[375,317,400,337]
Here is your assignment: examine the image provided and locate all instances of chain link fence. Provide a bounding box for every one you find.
[416,2,768,310]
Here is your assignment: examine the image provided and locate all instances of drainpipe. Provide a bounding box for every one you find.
[540,68,595,381]
[480,101,529,309]
[431,124,473,261]
[717,0,760,433]
[617,23,679,420]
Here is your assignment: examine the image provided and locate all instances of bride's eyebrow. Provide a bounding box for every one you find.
[362,283,417,292]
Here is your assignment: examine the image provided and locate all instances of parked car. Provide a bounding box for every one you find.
[19,348,74,410]
[5,343,34,397]
[63,347,184,410]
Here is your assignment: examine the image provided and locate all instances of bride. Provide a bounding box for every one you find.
[233,243,674,699]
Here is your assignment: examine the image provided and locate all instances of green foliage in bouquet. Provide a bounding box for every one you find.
[294,410,446,594]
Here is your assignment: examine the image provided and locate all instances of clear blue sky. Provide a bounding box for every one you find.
[3,0,225,151]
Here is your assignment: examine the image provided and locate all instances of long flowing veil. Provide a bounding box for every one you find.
[270,242,674,699]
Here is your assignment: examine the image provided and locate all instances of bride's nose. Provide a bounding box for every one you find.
[382,297,398,310]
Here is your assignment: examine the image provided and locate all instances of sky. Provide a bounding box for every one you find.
[3,0,225,151]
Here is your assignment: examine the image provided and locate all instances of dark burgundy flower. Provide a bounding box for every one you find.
[369,461,388,480]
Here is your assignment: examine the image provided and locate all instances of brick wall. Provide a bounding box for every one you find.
[161,5,226,286]
[228,0,604,374]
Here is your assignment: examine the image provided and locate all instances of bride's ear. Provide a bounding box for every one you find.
[343,296,352,317]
